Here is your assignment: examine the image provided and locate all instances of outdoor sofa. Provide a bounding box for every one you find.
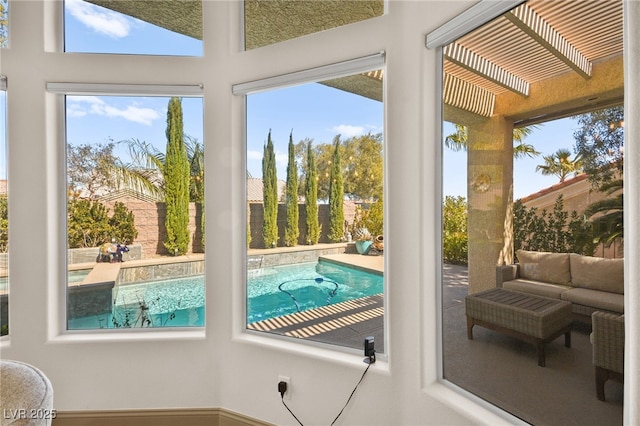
[591,310,625,401]
[496,250,624,323]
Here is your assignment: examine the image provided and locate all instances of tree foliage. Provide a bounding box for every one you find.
[0,0,7,48]
[67,199,137,249]
[513,195,596,256]
[186,135,205,250]
[67,142,120,199]
[0,195,7,253]
[304,140,320,245]
[298,133,383,201]
[584,179,623,247]
[352,198,383,238]
[573,106,624,188]
[535,148,583,182]
[327,136,345,242]
[284,132,299,247]
[445,123,541,159]
[163,97,191,255]
[262,130,279,248]
[443,195,468,264]
[109,201,138,245]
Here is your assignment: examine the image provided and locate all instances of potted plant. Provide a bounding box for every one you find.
[354,227,373,255]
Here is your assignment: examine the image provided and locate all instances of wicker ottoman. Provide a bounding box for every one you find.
[465,288,572,367]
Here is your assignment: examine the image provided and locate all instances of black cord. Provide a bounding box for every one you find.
[281,394,305,426]
[330,361,372,426]
[278,359,373,426]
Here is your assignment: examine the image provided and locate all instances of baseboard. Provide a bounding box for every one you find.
[52,408,272,426]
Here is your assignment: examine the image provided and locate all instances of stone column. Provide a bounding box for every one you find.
[466,115,514,294]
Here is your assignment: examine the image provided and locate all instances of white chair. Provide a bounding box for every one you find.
[0,360,54,425]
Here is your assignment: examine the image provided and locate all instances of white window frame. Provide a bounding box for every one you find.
[233,52,388,355]
[425,1,636,423]
[47,82,206,337]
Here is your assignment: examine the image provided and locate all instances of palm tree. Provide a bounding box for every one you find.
[584,179,623,247]
[535,148,583,182]
[113,136,204,203]
[445,123,540,159]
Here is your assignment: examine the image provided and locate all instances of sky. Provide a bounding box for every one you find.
[1,0,585,201]
[443,117,584,200]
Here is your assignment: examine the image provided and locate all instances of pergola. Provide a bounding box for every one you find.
[87,0,624,291]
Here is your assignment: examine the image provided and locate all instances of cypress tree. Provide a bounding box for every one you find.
[305,140,320,244]
[163,97,190,255]
[262,130,278,248]
[284,131,299,247]
[328,136,345,242]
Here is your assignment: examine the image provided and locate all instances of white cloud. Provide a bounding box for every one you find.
[275,151,288,169]
[332,124,366,138]
[247,150,262,161]
[66,0,133,39]
[67,96,161,126]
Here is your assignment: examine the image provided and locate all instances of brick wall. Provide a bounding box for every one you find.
[103,197,203,257]
[248,201,356,249]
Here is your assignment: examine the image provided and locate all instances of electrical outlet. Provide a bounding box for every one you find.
[278,375,291,400]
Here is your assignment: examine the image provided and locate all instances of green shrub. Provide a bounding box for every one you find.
[0,195,7,253]
[68,199,138,248]
[513,194,596,256]
[443,196,468,264]
[109,201,138,245]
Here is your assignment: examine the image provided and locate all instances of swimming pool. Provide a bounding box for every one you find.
[67,260,383,329]
[247,261,383,323]
[0,269,90,292]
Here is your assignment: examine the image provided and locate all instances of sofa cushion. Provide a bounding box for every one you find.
[570,254,624,294]
[502,279,570,299]
[561,288,624,314]
[516,250,571,285]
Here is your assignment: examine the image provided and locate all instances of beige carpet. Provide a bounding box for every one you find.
[442,264,623,426]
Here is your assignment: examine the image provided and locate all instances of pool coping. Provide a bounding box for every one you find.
[318,253,384,275]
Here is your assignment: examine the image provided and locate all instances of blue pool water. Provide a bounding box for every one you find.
[247,261,383,323]
[67,260,383,329]
[0,269,90,291]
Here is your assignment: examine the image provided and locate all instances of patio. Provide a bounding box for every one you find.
[443,263,622,426]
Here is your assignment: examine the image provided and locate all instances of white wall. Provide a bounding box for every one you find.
[1,1,638,425]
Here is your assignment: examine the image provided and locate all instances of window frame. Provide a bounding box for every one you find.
[233,53,388,355]
[47,82,207,336]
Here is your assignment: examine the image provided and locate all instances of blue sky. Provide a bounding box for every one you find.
[246,83,383,180]
[1,0,583,201]
[443,117,583,199]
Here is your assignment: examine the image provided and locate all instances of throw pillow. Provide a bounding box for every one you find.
[570,254,624,294]
[516,249,571,285]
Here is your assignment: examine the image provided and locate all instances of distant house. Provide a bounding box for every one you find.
[0,180,6,196]
[246,177,286,202]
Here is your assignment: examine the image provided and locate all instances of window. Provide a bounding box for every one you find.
[0,0,8,48]
[433,0,624,423]
[236,55,385,352]
[50,85,205,330]
[244,0,383,50]
[0,78,7,336]
[64,0,202,56]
